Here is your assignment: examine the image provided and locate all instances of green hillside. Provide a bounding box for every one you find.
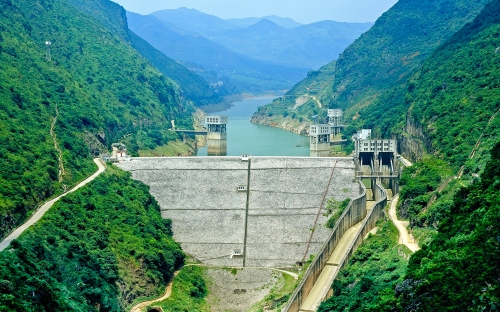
[400,0,500,168]
[0,166,185,311]
[318,1,500,310]
[0,0,193,238]
[252,0,490,132]
[128,31,227,105]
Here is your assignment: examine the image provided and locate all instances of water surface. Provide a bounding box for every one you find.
[196,97,309,156]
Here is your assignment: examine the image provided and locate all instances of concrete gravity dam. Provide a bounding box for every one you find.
[118,157,360,268]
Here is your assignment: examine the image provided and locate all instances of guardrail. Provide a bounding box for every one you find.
[324,179,387,299]
[282,181,367,312]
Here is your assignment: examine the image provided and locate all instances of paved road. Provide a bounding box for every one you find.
[299,222,363,311]
[388,194,420,252]
[0,158,106,252]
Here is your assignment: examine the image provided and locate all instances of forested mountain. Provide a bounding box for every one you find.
[0,0,194,238]
[316,0,500,310]
[252,0,490,132]
[201,20,372,69]
[126,11,310,93]
[149,8,372,69]
[0,167,186,311]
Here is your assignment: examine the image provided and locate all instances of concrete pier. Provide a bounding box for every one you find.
[310,125,331,157]
[206,115,228,156]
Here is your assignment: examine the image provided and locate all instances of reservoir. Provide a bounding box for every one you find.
[196,97,309,156]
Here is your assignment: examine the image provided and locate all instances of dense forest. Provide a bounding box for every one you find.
[0,166,185,311]
[317,0,500,309]
[0,0,199,238]
[319,142,500,311]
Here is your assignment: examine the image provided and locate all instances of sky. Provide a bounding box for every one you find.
[111,0,399,24]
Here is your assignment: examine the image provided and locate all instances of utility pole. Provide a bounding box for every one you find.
[45,41,51,61]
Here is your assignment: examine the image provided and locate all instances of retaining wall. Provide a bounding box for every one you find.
[282,179,388,312]
[282,182,367,312]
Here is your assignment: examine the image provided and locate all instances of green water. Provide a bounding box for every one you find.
[196,97,309,156]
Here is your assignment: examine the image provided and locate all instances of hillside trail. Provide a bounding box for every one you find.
[50,104,66,186]
[130,271,180,312]
[389,194,420,252]
[425,106,500,209]
[0,158,106,252]
[311,95,322,108]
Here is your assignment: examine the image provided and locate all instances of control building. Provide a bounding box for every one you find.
[354,129,397,177]
[310,124,331,157]
[206,115,228,156]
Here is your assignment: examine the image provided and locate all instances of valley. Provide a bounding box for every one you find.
[0,0,499,311]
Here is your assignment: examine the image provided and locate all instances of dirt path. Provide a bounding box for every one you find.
[399,155,413,167]
[311,95,322,108]
[388,194,420,253]
[130,271,180,312]
[0,158,106,252]
[50,104,66,184]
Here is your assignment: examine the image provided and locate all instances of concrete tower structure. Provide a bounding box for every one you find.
[328,109,344,136]
[206,115,228,156]
[353,129,399,194]
[310,124,331,157]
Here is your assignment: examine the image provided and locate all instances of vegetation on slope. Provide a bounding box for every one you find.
[252,0,490,135]
[400,0,500,168]
[0,166,184,311]
[153,266,210,312]
[318,220,410,311]
[396,141,500,310]
[319,143,500,311]
[126,11,309,94]
[0,0,193,237]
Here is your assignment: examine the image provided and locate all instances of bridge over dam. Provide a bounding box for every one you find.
[118,157,362,268]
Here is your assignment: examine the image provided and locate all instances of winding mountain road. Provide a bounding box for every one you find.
[130,271,179,312]
[388,194,420,252]
[0,158,106,252]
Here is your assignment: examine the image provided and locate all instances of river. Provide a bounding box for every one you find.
[196,97,309,156]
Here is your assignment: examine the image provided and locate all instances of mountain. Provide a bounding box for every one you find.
[150,8,302,33]
[252,0,490,133]
[398,0,500,168]
[128,31,228,104]
[0,0,213,310]
[205,19,372,69]
[151,7,236,34]
[126,11,310,93]
[227,15,303,28]
[316,1,500,310]
[0,0,196,239]
[149,8,372,70]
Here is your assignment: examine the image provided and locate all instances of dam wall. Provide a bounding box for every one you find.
[118,157,360,268]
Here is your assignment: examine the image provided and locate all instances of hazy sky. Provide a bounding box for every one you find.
[111,0,399,24]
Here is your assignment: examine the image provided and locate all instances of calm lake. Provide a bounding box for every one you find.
[196,97,309,156]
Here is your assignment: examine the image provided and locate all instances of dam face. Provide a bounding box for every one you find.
[118,157,358,267]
